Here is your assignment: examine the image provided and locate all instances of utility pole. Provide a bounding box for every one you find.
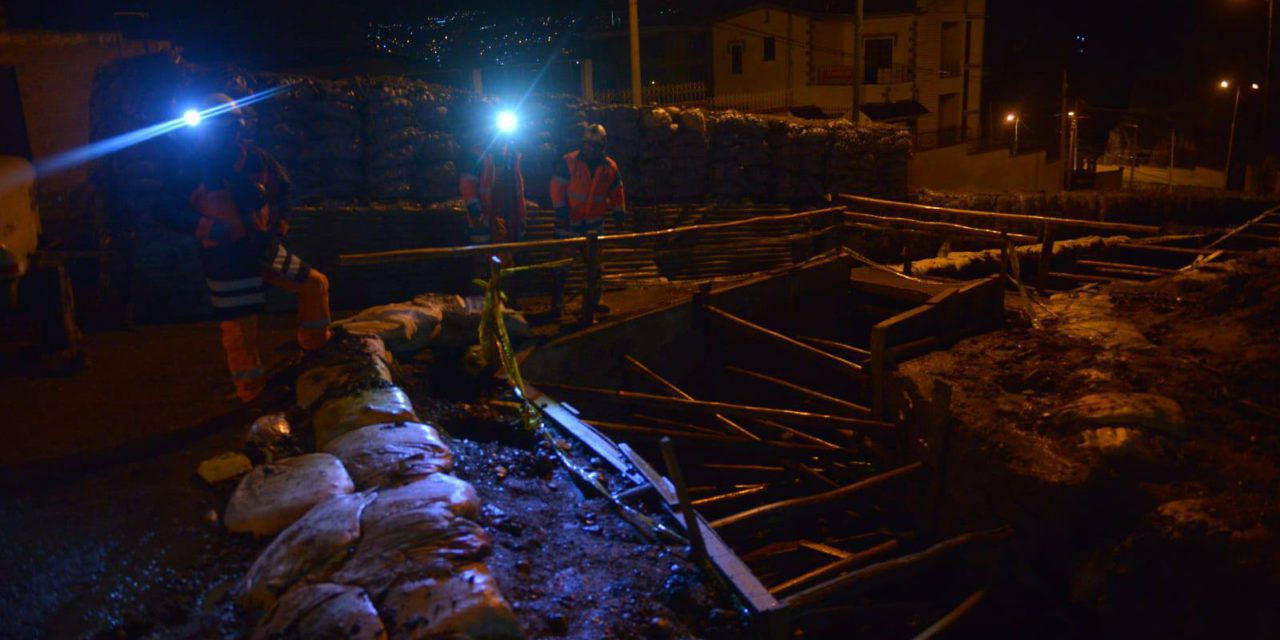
[851,0,863,121]
[629,0,642,106]
[1226,82,1242,190]
[1059,70,1068,190]
[1265,0,1274,156]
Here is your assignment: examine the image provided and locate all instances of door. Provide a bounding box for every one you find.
[938,93,960,145]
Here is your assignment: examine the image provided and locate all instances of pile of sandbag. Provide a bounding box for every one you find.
[359,77,462,202]
[222,332,521,638]
[767,119,829,204]
[333,292,531,356]
[707,111,773,201]
[827,122,912,199]
[251,75,364,201]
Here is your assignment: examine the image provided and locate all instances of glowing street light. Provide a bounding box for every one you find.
[1219,79,1260,189]
[1004,112,1021,155]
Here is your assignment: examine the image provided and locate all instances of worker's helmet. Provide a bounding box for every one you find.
[197,93,246,134]
[583,124,607,144]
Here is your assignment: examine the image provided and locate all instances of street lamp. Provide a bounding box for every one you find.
[1220,79,1260,189]
[1004,112,1021,155]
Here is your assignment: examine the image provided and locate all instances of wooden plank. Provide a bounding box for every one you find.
[710,462,924,530]
[726,365,872,417]
[782,527,1014,611]
[912,590,987,640]
[536,383,895,434]
[625,356,760,440]
[796,336,871,361]
[706,306,867,383]
[770,539,900,595]
[844,210,1038,243]
[839,194,1162,235]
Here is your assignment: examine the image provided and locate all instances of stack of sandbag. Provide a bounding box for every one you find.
[767,120,830,204]
[251,75,364,202]
[359,77,431,201]
[333,293,531,355]
[707,110,772,201]
[229,332,521,639]
[588,104,642,198]
[631,106,711,203]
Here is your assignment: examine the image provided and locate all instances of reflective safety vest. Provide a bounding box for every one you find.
[549,150,625,225]
[190,147,287,249]
[459,148,526,242]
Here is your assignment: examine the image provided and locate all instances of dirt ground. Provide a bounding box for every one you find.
[898,248,1280,637]
[0,284,735,639]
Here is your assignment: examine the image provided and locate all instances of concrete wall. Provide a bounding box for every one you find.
[910,143,1062,192]
[0,30,169,191]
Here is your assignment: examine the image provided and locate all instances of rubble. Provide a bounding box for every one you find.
[197,452,253,484]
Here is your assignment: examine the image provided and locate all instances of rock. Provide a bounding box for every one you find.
[321,422,453,489]
[198,452,253,484]
[224,454,356,536]
[1058,393,1187,437]
[313,387,419,448]
[380,563,522,639]
[252,583,386,640]
[1079,427,1169,466]
[237,491,377,612]
[249,413,291,445]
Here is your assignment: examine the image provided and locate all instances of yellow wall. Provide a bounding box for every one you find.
[911,144,1062,192]
[713,1,984,139]
[0,31,170,191]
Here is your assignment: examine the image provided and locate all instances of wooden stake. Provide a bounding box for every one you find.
[581,232,602,326]
[710,462,924,530]
[796,336,871,361]
[727,365,872,417]
[626,355,760,440]
[1036,223,1054,292]
[537,382,896,434]
[912,590,987,640]
[661,437,707,563]
[782,527,1013,610]
[770,539,899,594]
[706,306,866,382]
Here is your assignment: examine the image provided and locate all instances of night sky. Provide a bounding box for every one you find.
[5,0,1275,155]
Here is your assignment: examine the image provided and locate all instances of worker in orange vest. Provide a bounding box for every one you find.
[548,124,626,317]
[459,114,527,246]
[168,93,331,403]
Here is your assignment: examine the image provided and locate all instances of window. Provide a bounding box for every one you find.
[940,21,962,77]
[730,41,744,75]
[863,37,893,84]
[764,36,776,61]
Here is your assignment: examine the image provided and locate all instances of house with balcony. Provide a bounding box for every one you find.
[711,0,985,146]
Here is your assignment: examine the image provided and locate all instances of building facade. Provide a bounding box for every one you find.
[711,1,984,145]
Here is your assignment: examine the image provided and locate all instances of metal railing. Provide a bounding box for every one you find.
[811,63,915,86]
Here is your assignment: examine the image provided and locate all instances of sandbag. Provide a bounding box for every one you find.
[224,454,356,536]
[322,422,453,489]
[362,473,481,523]
[438,295,532,339]
[333,303,444,355]
[313,387,419,448]
[380,563,522,640]
[331,506,492,599]
[237,491,376,612]
[296,336,394,409]
[251,583,386,640]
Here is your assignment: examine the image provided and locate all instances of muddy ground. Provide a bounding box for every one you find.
[0,288,737,640]
[899,248,1280,637]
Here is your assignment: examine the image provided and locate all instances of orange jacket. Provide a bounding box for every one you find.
[189,147,287,248]
[459,148,526,238]
[549,150,625,224]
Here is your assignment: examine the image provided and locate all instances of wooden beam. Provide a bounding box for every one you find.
[706,306,867,382]
[796,336,871,361]
[782,527,1013,611]
[584,420,851,455]
[912,590,987,640]
[625,356,760,440]
[727,365,872,417]
[536,382,896,434]
[710,462,924,530]
[770,539,899,594]
[692,484,772,507]
[1075,259,1177,275]
[844,210,1038,243]
[838,194,1161,235]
